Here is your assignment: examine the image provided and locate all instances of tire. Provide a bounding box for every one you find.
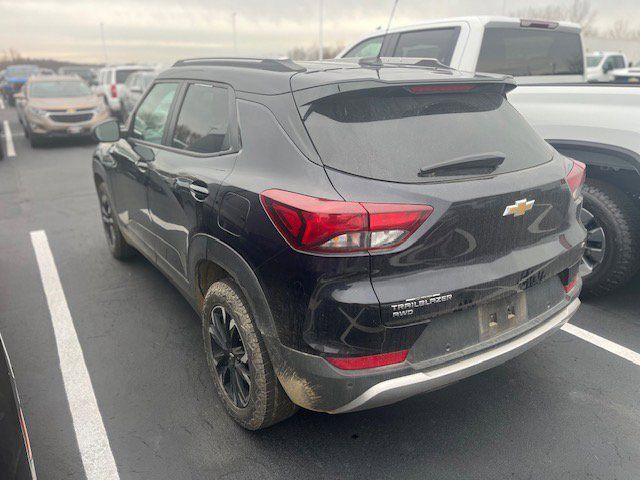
[97,182,136,260]
[580,179,640,296]
[202,278,297,430]
[29,134,45,148]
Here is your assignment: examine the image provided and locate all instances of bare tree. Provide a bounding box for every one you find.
[604,19,640,40]
[287,44,345,60]
[513,0,598,36]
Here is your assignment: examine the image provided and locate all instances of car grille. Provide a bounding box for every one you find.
[49,113,94,123]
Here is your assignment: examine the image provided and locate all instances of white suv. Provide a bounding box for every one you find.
[95,65,154,115]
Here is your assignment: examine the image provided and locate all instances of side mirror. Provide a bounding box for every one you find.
[133,144,155,163]
[603,64,612,73]
[93,119,121,142]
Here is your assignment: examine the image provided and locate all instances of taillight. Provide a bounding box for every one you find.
[326,350,409,370]
[110,84,118,98]
[260,189,433,254]
[563,276,578,293]
[18,407,33,463]
[566,159,586,199]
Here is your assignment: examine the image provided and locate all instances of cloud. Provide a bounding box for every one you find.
[0,0,639,63]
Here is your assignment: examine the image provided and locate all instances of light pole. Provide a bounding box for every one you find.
[318,0,324,60]
[231,12,237,55]
[100,22,108,65]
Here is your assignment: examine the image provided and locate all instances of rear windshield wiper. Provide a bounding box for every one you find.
[418,152,506,178]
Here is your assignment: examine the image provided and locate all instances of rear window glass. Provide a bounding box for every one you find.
[393,28,460,65]
[300,85,553,183]
[477,28,584,76]
[116,69,148,84]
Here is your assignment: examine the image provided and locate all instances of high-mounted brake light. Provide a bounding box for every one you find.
[260,189,433,254]
[408,84,475,94]
[520,19,559,29]
[110,84,118,98]
[326,350,409,370]
[566,159,586,199]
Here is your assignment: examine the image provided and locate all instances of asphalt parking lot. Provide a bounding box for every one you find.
[1,104,639,480]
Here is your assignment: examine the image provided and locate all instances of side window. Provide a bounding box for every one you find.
[131,82,179,144]
[603,56,615,71]
[614,56,625,69]
[171,83,231,154]
[342,36,383,58]
[393,28,460,65]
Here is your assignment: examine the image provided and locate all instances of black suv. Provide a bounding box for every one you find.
[92,58,586,429]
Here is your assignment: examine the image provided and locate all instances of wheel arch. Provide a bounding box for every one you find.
[188,234,282,363]
[550,140,640,195]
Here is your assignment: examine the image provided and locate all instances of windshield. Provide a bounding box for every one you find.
[477,28,584,76]
[6,66,39,78]
[60,68,94,80]
[300,85,553,183]
[30,81,92,98]
[140,73,156,89]
[586,55,603,67]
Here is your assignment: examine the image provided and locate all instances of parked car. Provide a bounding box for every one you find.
[338,16,640,296]
[0,332,37,479]
[58,66,97,85]
[611,60,640,83]
[586,52,629,82]
[94,65,154,117]
[15,75,110,147]
[92,57,585,429]
[120,71,157,121]
[1,65,40,106]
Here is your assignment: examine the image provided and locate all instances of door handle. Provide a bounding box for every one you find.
[135,160,149,172]
[189,183,209,199]
[175,178,209,200]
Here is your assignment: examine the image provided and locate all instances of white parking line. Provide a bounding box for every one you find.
[30,230,120,480]
[0,97,5,109]
[3,120,16,157]
[562,323,640,367]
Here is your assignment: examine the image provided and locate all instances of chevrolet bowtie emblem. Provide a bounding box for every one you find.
[67,108,76,113]
[503,199,535,217]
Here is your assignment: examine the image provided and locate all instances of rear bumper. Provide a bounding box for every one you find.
[272,295,580,414]
[331,297,579,413]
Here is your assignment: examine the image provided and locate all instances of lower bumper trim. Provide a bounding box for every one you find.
[330,298,580,414]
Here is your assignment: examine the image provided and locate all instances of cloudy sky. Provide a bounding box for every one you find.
[1,0,639,64]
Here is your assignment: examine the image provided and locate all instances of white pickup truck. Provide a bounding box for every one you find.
[338,16,640,296]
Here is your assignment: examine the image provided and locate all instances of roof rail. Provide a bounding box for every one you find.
[172,57,306,72]
[358,56,454,71]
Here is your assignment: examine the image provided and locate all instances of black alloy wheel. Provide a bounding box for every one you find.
[207,305,251,408]
[579,207,606,277]
[100,192,116,250]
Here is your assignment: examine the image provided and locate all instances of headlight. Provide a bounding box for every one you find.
[27,105,47,117]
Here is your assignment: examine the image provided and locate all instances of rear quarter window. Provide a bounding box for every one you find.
[300,85,553,183]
